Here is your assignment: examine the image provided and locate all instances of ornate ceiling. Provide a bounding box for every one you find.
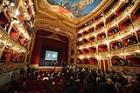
[47,0,102,18]
[34,0,110,41]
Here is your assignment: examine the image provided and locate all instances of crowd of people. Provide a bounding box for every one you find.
[7,65,140,93]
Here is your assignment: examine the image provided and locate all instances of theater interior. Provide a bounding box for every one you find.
[0,0,140,93]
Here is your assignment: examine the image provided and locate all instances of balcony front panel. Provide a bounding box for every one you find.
[111,48,124,55]
[108,32,120,40]
[124,43,139,53]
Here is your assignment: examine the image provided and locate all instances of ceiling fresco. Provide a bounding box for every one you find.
[47,0,102,18]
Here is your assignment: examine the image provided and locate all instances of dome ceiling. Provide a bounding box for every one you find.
[47,0,102,18]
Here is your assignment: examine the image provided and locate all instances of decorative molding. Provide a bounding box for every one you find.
[37,34,67,44]
[34,0,111,27]
[34,19,77,41]
[34,0,112,39]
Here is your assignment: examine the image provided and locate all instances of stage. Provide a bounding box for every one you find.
[33,65,63,72]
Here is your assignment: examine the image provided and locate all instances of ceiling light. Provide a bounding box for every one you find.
[125,12,130,16]
[3,40,6,45]
[7,42,12,47]
[15,9,20,16]
[79,38,82,41]
[86,55,90,58]
[85,35,89,39]
[111,9,114,13]
[55,28,60,31]
[79,55,84,59]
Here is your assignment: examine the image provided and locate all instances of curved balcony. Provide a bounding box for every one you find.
[97,32,106,44]
[111,56,128,66]
[95,26,104,34]
[124,43,140,53]
[0,63,26,75]
[133,17,140,29]
[113,1,126,14]
[116,10,129,24]
[128,0,140,14]
[88,46,96,53]
[0,26,8,37]
[13,21,30,40]
[94,16,103,26]
[98,44,108,52]
[95,21,104,31]
[119,18,133,35]
[126,53,140,67]
[111,47,124,55]
[77,0,140,66]
[91,41,98,46]
[89,57,98,65]
[78,52,97,60]
[106,19,117,30]
[108,27,120,40]
[105,1,125,21]
[98,51,110,58]
[106,2,139,30]
[110,40,124,50]
[122,34,138,47]
[89,36,96,42]
[0,26,27,53]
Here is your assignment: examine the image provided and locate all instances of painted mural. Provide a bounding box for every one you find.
[47,0,102,17]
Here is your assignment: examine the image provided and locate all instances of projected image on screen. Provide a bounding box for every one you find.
[45,50,58,61]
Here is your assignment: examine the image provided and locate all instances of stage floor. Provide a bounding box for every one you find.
[35,66,63,72]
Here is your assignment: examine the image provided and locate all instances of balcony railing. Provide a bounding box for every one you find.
[95,26,104,34]
[94,17,103,26]
[106,19,116,30]
[98,51,110,58]
[111,48,124,55]
[108,32,120,40]
[111,65,140,73]
[0,63,26,75]
[124,43,139,53]
[0,26,8,36]
[113,1,125,13]
[91,41,98,46]
[119,24,133,35]
[117,10,129,23]
[128,1,139,14]
[133,17,140,28]
[105,1,122,18]
[97,39,106,45]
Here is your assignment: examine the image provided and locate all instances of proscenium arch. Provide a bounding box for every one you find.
[34,18,77,42]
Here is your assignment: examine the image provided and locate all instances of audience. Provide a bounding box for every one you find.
[6,65,140,93]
